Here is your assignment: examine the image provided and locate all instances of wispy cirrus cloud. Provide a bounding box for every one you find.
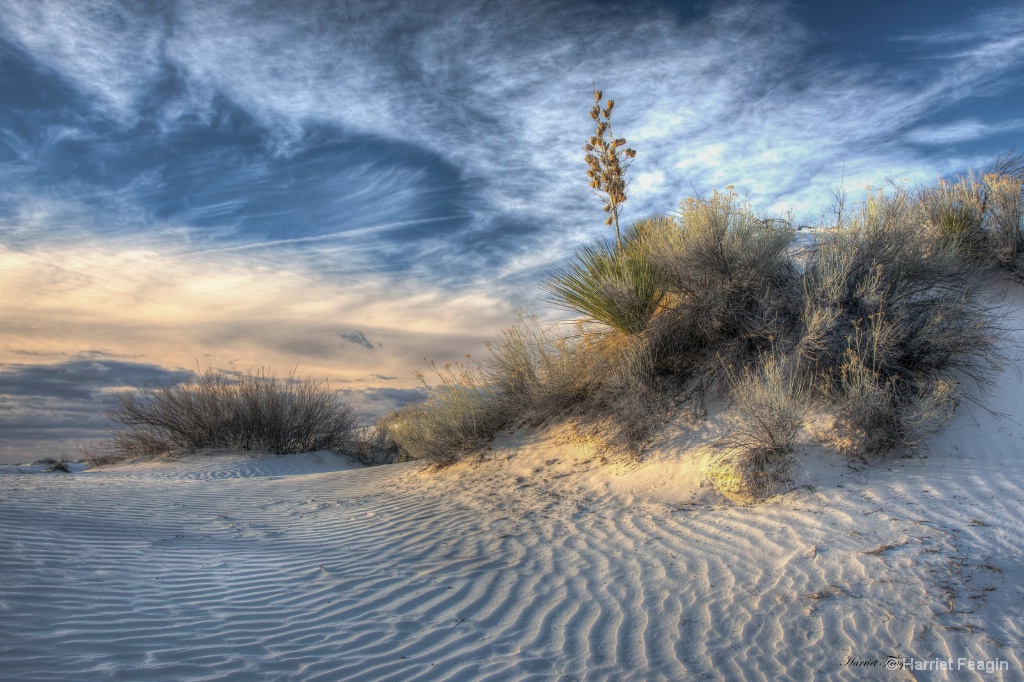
[2,0,1024,460]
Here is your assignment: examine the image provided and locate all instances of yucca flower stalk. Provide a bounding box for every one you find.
[584,84,636,247]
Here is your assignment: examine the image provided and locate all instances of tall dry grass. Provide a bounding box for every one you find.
[379,361,502,467]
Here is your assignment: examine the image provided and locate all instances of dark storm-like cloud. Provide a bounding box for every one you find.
[338,330,377,351]
[0,358,195,461]
[0,358,193,401]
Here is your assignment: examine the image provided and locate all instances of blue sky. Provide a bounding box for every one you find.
[2,0,1023,462]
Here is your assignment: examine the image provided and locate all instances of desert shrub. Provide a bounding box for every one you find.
[827,349,955,457]
[644,191,799,375]
[381,361,502,466]
[799,188,1002,392]
[484,311,664,454]
[798,187,1003,456]
[35,456,72,473]
[984,171,1024,273]
[918,172,988,259]
[349,425,404,466]
[705,353,809,502]
[90,367,360,460]
[569,332,664,455]
[542,219,666,336]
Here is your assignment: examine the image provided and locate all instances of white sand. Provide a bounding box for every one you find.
[3,314,1024,679]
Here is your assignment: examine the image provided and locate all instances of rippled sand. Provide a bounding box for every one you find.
[3,305,1024,680]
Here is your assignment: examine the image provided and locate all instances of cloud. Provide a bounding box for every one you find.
[338,330,377,351]
[3,0,1024,458]
[337,386,428,422]
[0,238,514,390]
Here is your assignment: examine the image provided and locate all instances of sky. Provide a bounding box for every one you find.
[2,0,1023,463]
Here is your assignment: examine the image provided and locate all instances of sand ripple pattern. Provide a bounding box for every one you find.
[1,446,1021,681]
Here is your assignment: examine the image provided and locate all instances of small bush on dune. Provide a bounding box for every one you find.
[645,190,798,375]
[481,311,598,420]
[381,361,502,467]
[827,349,955,457]
[918,152,1024,269]
[798,187,1003,457]
[706,353,810,503]
[87,367,360,461]
[567,332,664,455]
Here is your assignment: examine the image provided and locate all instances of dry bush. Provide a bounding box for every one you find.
[799,188,1002,392]
[349,426,404,466]
[826,350,955,457]
[918,152,1024,270]
[86,367,360,461]
[705,354,809,503]
[380,361,502,467]
[480,312,662,455]
[35,456,73,473]
[569,332,664,456]
[644,191,798,376]
[919,172,988,259]
[984,172,1024,273]
[799,187,1002,456]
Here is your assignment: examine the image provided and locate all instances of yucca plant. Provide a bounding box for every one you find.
[543,219,666,336]
[584,84,636,246]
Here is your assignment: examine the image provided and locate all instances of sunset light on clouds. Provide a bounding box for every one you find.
[2,0,1023,461]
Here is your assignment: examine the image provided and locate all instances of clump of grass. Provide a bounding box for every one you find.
[85,366,360,462]
[380,361,502,467]
[543,219,666,336]
[706,353,810,502]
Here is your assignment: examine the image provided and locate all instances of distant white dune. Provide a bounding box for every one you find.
[3,312,1024,680]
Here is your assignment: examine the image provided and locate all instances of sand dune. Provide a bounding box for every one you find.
[3,309,1024,679]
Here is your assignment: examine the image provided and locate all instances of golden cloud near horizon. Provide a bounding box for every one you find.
[0,241,516,389]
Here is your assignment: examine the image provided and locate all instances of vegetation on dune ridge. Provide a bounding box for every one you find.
[377,86,1022,501]
[84,85,1024,505]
